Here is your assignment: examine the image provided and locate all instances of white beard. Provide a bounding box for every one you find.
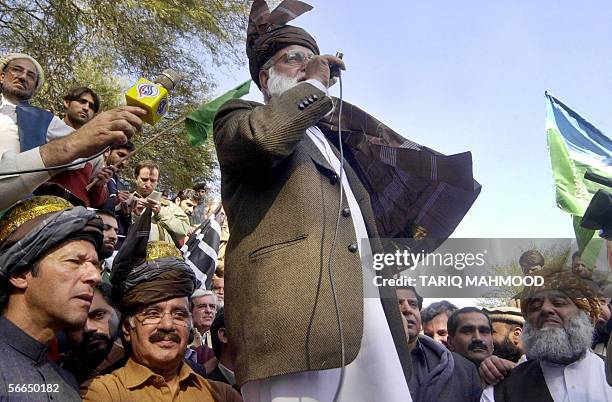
[522,309,593,364]
[264,66,302,103]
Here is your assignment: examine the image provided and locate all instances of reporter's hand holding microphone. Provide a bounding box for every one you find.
[40,106,147,169]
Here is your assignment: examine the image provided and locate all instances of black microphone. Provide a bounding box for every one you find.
[330,52,344,78]
[584,171,612,188]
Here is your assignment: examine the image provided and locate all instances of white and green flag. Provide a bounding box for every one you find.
[545,91,612,271]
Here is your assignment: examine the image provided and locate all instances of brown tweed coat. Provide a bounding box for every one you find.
[213,82,413,385]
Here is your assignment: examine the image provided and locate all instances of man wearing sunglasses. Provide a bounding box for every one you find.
[213,1,480,401]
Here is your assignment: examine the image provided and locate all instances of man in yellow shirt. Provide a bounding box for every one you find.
[81,208,241,401]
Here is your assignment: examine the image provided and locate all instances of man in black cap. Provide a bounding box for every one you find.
[214,0,480,400]
[0,195,104,401]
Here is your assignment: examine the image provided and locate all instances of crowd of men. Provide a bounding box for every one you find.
[0,0,610,401]
[0,49,235,401]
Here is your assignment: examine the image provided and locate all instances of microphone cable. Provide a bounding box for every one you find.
[0,145,110,176]
[329,69,346,402]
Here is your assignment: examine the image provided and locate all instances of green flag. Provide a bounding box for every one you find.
[545,92,612,269]
[185,80,251,147]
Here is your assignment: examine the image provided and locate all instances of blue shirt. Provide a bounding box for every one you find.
[0,316,81,401]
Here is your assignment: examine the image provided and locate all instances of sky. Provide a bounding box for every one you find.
[210,0,612,240]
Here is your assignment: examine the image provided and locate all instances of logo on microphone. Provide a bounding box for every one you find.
[137,83,160,98]
[156,98,168,115]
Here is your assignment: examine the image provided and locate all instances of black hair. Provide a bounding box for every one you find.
[421,300,458,323]
[96,207,117,220]
[396,286,423,310]
[519,250,545,270]
[110,141,136,153]
[193,182,207,191]
[95,282,114,307]
[63,86,101,113]
[447,307,492,337]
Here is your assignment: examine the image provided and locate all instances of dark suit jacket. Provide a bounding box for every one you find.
[214,82,411,385]
[493,359,554,402]
[409,335,481,402]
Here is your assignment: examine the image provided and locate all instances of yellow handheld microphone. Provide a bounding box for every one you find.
[125,69,182,125]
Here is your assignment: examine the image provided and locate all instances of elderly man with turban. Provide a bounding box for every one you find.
[0,195,104,400]
[481,270,612,402]
[80,208,241,402]
[213,0,481,400]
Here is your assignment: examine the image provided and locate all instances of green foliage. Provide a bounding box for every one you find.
[0,0,249,189]
[73,56,125,111]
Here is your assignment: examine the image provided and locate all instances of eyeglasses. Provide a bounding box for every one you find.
[6,65,37,82]
[134,308,192,327]
[262,50,314,70]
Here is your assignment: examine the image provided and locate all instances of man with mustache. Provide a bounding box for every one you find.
[61,282,121,384]
[0,53,146,209]
[81,209,241,401]
[212,274,225,308]
[396,287,482,402]
[62,87,99,130]
[447,307,494,368]
[132,160,191,248]
[481,271,612,401]
[0,195,104,400]
[174,189,198,218]
[213,0,480,400]
[190,289,218,348]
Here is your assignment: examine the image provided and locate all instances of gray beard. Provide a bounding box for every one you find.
[522,310,593,364]
[264,66,301,103]
[2,85,33,102]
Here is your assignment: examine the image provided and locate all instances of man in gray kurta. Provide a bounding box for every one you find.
[0,196,104,401]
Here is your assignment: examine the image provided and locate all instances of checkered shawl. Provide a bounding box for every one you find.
[318,99,481,253]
